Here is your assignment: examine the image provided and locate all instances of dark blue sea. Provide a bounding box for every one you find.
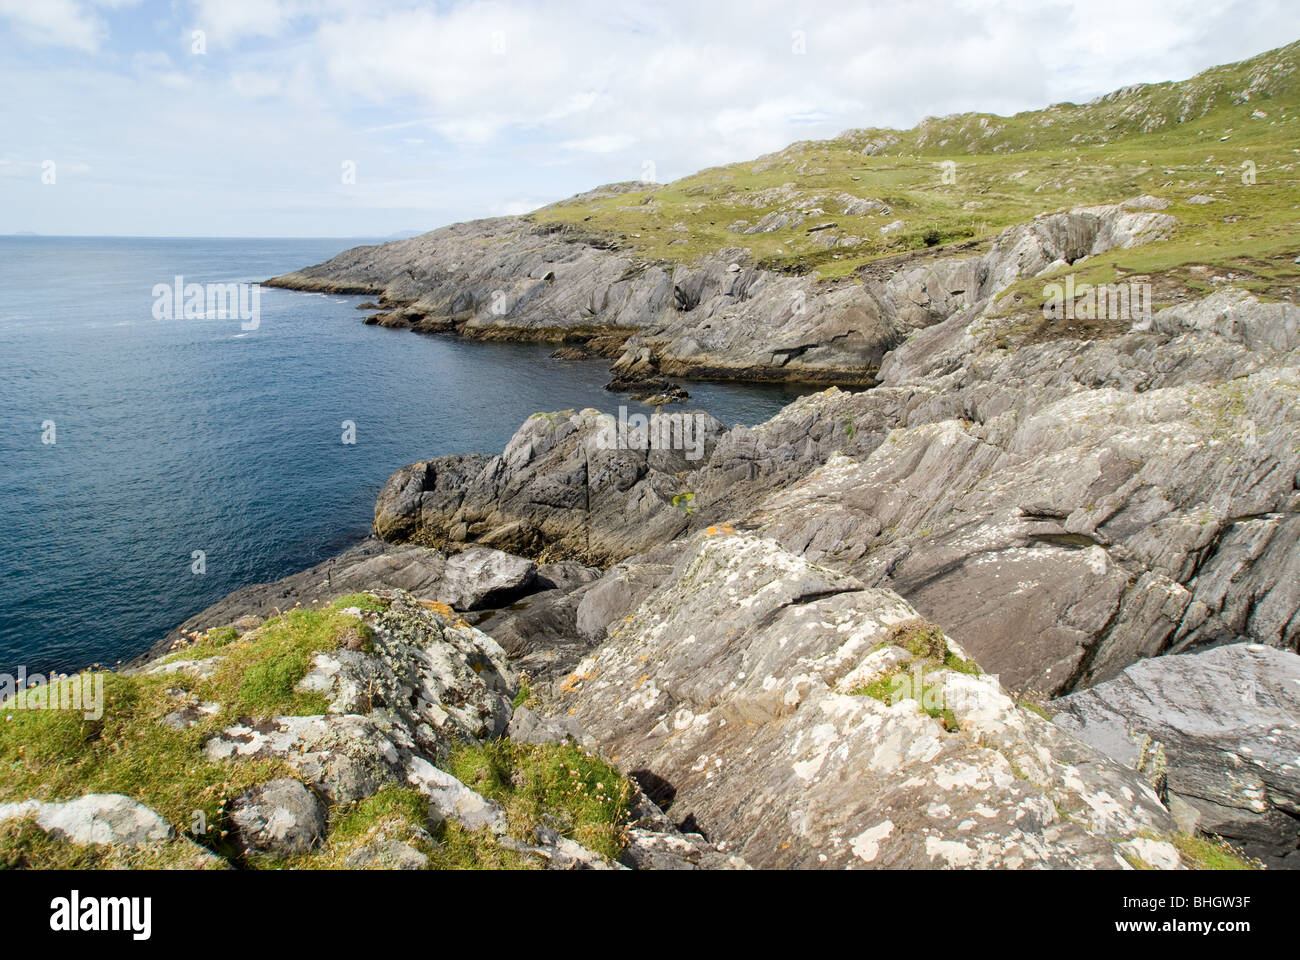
[0,237,810,675]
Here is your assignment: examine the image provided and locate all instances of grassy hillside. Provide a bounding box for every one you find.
[531,40,1300,296]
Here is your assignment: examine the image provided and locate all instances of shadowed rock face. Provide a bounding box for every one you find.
[549,532,1175,869]
[1052,644,1300,868]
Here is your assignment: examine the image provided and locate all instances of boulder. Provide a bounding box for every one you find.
[435,547,536,610]
[1052,643,1300,867]
[229,779,327,857]
[0,794,172,847]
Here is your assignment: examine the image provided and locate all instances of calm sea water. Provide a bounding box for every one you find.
[0,237,810,674]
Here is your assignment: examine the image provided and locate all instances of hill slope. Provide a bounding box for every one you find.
[269,40,1300,388]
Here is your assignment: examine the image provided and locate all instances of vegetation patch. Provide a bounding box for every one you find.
[1171,832,1260,870]
[851,621,980,731]
[853,664,961,732]
[877,620,981,675]
[447,739,633,860]
[1018,699,1056,722]
[329,592,391,614]
[0,600,374,867]
[187,606,365,720]
[0,818,226,870]
[527,41,1300,310]
[0,669,290,862]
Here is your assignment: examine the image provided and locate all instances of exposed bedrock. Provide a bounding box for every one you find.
[1052,644,1300,868]
[268,198,1174,385]
[372,288,1300,697]
[547,532,1176,869]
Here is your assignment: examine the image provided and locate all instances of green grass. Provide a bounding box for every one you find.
[172,605,365,720]
[0,818,227,870]
[329,593,391,614]
[0,670,290,860]
[260,786,440,870]
[427,821,540,870]
[447,740,633,861]
[851,620,980,731]
[527,40,1300,300]
[1018,699,1056,722]
[0,602,369,865]
[511,679,533,709]
[876,620,982,675]
[1172,832,1260,870]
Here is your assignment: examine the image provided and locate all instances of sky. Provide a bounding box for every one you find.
[1,0,1296,237]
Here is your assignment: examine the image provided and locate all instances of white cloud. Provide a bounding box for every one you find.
[489,197,554,216]
[4,0,1296,236]
[0,0,105,51]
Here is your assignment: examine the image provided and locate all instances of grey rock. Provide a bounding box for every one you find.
[370,284,1299,700]
[506,704,587,745]
[229,779,327,857]
[1052,643,1300,867]
[204,714,408,805]
[372,407,726,563]
[435,546,536,610]
[344,838,429,870]
[406,756,508,833]
[548,532,1176,869]
[201,593,517,803]
[0,794,172,847]
[270,198,1174,388]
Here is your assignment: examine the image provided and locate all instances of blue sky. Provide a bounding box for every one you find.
[1,0,1295,237]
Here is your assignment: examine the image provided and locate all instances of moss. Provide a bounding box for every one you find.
[512,679,533,709]
[852,622,979,731]
[877,620,981,674]
[1019,699,1056,721]
[447,740,633,861]
[1121,848,1157,870]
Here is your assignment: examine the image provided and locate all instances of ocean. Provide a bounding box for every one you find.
[0,236,810,675]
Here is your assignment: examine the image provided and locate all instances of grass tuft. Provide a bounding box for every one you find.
[447,739,633,861]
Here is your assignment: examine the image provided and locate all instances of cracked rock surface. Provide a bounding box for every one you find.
[547,532,1175,869]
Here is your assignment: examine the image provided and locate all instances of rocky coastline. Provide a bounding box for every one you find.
[7,42,1300,870]
[112,194,1295,869]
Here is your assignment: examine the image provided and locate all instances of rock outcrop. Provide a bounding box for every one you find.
[369,287,1300,698]
[268,201,1176,387]
[1052,643,1300,867]
[548,532,1177,868]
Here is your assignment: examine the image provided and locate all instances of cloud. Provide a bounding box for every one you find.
[3,0,1296,236]
[489,197,554,216]
[0,0,105,51]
